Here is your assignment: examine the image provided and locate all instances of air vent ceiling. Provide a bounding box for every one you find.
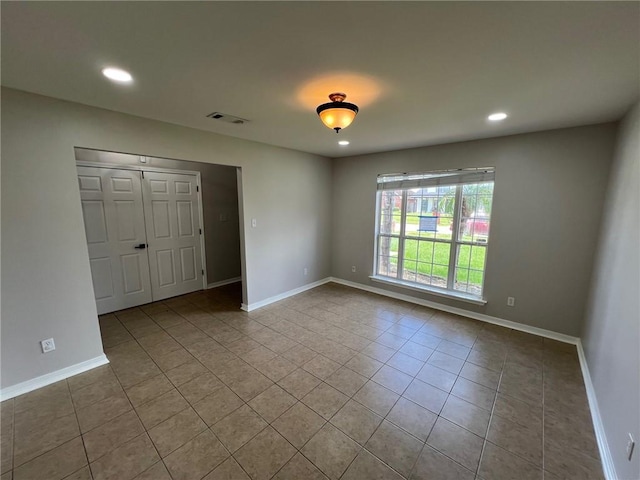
[206,112,249,125]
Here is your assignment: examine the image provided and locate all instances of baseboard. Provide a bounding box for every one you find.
[0,354,110,401]
[241,277,332,312]
[329,277,579,345]
[576,340,617,480]
[207,276,242,289]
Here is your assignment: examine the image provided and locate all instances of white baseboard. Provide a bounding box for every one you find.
[329,277,579,345]
[207,276,242,289]
[576,340,617,480]
[241,277,332,312]
[0,354,110,401]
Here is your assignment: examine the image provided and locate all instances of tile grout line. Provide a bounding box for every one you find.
[394,348,444,480]
[68,378,95,479]
[83,325,181,477]
[10,381,86,477]
[9,395,16,477]
[339,314,484,478]
[477,341,562,476]
[254,308,427,478]
[404,419,439,480]
[335,313,462,479]
[104,302,228,479]
[474,352,505,479]
[402,321,479,478]
[123,297,246,479]
[542,350,546,480]
[110,295,342,479]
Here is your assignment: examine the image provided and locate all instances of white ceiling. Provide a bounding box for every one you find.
[2,2,638,158]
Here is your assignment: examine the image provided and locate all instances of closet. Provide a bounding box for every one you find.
[77,166,205,314]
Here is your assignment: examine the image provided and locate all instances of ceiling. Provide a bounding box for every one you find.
[2,2,638,158]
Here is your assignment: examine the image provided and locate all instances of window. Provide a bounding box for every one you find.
[374,168,495,300]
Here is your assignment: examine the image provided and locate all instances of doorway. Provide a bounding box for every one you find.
[77,165,206,314]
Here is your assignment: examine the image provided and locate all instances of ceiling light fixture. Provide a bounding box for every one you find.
[488,112,508,121]
[316,93,359,133]
[338,140,350,146]
[102,67,132,83]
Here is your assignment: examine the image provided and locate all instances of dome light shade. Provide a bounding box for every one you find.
[316,93,359,133]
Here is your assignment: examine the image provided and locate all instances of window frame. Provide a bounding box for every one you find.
[372,168,494,303]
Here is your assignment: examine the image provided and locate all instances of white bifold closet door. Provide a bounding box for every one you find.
[142,171,203,302]
[78,167,153,313]
[78,166,204,314]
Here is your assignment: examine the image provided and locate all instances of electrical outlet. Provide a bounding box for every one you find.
[251,218,257,228]
[351,266,357,273]
[627,433,635,461]
[303,267,308,276]
[507,297,515,307]
[41,338,55,353]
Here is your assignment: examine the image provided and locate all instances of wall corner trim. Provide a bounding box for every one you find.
[576,340,618,480]
[0,354,110,401]
[241,277,332,312]
[207,277,242,289]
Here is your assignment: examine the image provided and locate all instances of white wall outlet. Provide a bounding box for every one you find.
[507,297,515,307]
[627,433,635,461]
[303,267,308,276]
[251,218,257,228]
[351,265,357,273]
[41,338,56,353]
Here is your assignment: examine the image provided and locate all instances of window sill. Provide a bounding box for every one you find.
[369,275,487,305]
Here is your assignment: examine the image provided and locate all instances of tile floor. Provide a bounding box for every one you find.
[1,282,604,480]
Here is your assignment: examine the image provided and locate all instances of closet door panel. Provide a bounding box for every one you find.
[142,171,203,301]
[77,167,152,314]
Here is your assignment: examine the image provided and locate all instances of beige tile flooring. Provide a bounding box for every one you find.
[1,282,605,480]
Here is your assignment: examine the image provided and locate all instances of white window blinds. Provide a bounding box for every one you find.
[377,167,495,191]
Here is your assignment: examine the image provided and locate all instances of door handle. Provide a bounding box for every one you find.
[134,243,147,249]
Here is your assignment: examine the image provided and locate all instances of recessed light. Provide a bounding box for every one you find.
[102,67,132,83]
[338,140,350,146]
[488,112,508,121]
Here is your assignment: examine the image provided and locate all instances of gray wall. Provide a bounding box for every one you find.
[74,148,242,284]
[1,87,332,389]
[582,103,639,479]
[331,124,617,336]
[201,163,242,284]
